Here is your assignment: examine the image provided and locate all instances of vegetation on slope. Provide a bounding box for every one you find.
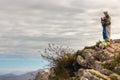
[39,40,120,80]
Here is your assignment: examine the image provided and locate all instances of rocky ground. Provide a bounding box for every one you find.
[35,39,120,80]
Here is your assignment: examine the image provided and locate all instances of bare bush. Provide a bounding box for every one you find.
[41,43,75,67]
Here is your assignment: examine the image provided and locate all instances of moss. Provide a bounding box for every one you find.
[76,50,84,56]
[76,45,96,57]
[114,53,120,63]
[114,70,120,75]
[90,71,107,80]
[102,53,120,75]
[54,75,75,80]
[84,45,96,49]
[102,61,118,70]
[96,40,102,47]
[110,76,118,80]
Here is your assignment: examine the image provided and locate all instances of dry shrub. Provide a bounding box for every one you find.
[41,44,76,79]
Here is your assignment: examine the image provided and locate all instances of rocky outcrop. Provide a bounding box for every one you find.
[76,69,111,80]
[35,39,120,80]
[35,70,49,80]
[76,40,120,80]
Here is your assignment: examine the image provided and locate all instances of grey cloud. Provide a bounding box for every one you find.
[0,0,120,59]
[71,0,120,9]
[0,0,85,14]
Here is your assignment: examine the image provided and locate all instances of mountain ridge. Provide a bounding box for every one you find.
[0,69,44,80]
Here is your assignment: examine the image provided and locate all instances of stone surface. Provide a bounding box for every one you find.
[35,39,120,80]
[76,40,120,80]
[35,71,49,80]
[76,69,110,80]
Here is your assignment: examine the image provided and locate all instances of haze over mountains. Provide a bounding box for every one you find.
[0,70,38,80]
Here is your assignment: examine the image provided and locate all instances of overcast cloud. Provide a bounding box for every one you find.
[0,0,120,59]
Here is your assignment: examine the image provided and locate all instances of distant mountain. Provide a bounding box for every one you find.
[0,70,40,80]
[0,74,18,80]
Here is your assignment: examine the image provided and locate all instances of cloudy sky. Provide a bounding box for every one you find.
[0,0,120,74]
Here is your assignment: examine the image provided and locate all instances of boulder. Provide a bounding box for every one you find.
[35,71,49,80]
[76,69,110,80]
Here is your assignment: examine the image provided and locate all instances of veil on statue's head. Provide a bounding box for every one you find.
[101,8,109,15]
[103,11,108,15]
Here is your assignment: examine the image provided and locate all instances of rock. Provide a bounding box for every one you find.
[76,69,110,80]
[114,39,120,43]
[48,67,55,80]
[82,49,96,62]
[106,47,115,53]
[76,69,99,80]
[109,73,120,80]
[76,49,97,69]
[100,69,113,76]
[35,71,49,80]
[114,63,120,73]
[94,50,113,62]
[88,69,111,80]
[76,55,86,67]
[81,49,96,58]
[94,61,104,71]
[75,40,120,80]
[80,76,89,80]
[36,39,120,80]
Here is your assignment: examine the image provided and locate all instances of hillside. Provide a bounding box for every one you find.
[35,39,120,80]
[0,70,41,80]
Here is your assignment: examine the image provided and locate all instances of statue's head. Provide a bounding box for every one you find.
[103,11,108,16]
